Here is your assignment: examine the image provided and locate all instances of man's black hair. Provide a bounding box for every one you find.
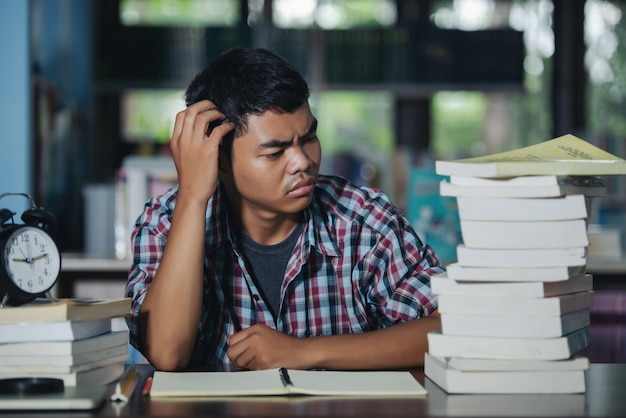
[184,47,311,158]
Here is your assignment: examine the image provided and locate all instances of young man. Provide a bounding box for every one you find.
[125,47,443,372]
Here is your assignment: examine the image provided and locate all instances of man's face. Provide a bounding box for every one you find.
[224,102,321,217]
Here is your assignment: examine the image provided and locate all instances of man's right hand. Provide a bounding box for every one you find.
[140,101,235,371]
[170,100,235,204]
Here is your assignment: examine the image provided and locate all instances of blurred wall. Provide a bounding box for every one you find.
[0,0,30,213]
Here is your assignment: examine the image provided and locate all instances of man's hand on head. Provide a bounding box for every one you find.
[170,100,235,204]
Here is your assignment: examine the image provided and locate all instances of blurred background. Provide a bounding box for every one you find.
[3,0,625,256]
[0,0,625,360]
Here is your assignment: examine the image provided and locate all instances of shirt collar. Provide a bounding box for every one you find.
[204,180,341,258]
[302,189,341,258]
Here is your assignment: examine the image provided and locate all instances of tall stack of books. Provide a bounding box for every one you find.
[0,298,131,386]
[425,134,626,394]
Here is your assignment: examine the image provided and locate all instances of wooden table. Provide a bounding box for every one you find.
[3,363,622,417]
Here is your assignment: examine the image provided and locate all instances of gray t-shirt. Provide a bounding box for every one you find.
[239,223,303,318]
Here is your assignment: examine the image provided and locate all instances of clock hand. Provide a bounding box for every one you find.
[25,234,35,271]
[31,254,48,261]
[12,257,29,263]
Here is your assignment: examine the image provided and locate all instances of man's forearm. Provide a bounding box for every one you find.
[139,199,207,370]
[305,312,441,370]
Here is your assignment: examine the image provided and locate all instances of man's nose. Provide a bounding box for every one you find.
[287,145,313,174]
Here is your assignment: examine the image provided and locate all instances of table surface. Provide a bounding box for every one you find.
[2,363,623,417]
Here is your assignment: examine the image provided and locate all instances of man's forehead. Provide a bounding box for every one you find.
[241,106,316,139]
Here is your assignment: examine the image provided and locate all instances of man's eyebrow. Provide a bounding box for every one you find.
[259,118,318,149]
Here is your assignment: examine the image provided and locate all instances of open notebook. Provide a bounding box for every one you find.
[150,368,427,397]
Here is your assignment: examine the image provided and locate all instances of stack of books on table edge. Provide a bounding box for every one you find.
[426,134,626,394]
[0,298,131,386]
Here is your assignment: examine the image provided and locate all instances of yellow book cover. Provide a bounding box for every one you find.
[435,134,626,178]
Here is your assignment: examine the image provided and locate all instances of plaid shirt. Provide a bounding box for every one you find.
[125,175,442,368]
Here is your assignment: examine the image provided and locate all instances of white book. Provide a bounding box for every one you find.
[0,298,131,324]
[0,319,111,344]
[0,353,129,374]
[456,245,587,267]
[455,194,588,221]
[437,291,594,316]
[427,328,589,360]
[440,178,605,198]
[440,309,590,339]
[426,379,585,416]
[435,355,590,372]
[459,219,589,249]
[450,175,573,186]
[0,344,128,367]
[0,330,129,356]
[424,353,586,394]
[430,273,593,298]
[0,361,126,386]
[443,263,585,282]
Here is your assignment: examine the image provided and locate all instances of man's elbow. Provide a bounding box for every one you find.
[145,347,191,371]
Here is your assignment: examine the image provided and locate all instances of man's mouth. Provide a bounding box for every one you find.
[287,177,316,197]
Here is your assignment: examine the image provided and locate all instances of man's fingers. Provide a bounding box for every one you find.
[227,339,252,369]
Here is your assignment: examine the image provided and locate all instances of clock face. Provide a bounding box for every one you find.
[2,226,61,294]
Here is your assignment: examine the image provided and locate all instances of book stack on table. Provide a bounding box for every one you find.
[0,298,131,386]
[425,134,626,394]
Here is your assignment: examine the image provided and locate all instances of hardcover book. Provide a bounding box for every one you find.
[0,298,131,324]
[439,175,606,198]
[442,263,586,282]
[459,218,589,249]
[430,273,593,297]
[424,353,586,394]
[455,194,588,221]
[440,309,590,338]
[0,331,129,356]
[437,291,594,316]
[427,328,590,361]
[456,245,587,268]
[0,318,112,344]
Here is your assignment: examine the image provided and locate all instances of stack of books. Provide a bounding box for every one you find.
[425,134,626,394]
[0,298,131,386]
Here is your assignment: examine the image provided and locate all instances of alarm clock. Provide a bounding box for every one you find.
[0,192,61,307]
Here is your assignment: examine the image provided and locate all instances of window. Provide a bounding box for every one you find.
[120,0,240,26]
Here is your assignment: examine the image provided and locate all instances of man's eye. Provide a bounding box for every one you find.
[265,150,284,159]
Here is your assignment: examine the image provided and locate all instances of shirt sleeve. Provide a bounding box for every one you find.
[362,203,443,327]
[124,193,174,353]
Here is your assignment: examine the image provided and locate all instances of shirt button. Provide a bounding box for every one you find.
[253,294,260,301]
